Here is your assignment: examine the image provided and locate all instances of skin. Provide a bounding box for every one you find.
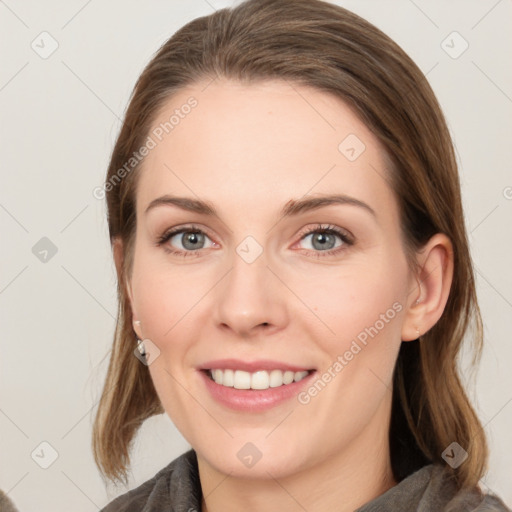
[114,78,453,512]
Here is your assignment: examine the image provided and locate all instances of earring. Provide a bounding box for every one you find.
[416,327,421,338]
[136,339,146,357]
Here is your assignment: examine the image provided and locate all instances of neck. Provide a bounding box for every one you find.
[197,398,397,512]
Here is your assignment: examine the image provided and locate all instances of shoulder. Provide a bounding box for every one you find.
[99,449,201,512]
[356,463,510,512]
[425,464,511,512]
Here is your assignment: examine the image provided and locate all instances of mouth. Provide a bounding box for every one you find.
[198,358,317,411]
[203,368,314,390]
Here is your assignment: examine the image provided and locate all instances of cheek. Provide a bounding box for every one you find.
[299,273,404,443]
[131,255,205,437]
[130,253,205,340]
[294,261,406,350]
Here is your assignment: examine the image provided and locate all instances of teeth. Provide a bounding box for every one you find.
[234,370,251,389]
[251,371,269,390]
[209,369,310,390]
[283,371,295,385]
[222,369,234,387]
[269,369,283,388]
[212,369,223,385]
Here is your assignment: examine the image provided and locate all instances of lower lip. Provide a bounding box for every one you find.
[199,370,316,412]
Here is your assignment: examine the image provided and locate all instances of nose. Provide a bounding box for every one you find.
[213,246,289,339]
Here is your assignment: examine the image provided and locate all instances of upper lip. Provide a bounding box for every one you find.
[198,358,314,373]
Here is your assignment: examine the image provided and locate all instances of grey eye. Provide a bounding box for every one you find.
[309,232,338,251]
[300,231,344,251]
[174,231,207,250]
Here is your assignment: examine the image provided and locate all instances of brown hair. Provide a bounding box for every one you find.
[92,0,487,490]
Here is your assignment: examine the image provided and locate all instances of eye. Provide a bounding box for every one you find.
[156,223,354,259]
[295,224,354,257]
[156,224,216,257]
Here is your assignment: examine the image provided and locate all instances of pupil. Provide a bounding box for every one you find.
[183,232,203,250]
[313,232,333,250]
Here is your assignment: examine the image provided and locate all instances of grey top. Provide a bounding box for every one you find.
[100,450,510,512]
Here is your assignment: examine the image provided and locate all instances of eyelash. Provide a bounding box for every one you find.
[156,223,354,259]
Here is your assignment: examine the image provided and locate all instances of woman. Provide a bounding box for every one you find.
[92,0,510,510]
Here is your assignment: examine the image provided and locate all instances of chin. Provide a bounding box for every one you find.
[196,437,316,480]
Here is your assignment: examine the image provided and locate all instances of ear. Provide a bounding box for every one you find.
[113,237,143,340]
[401,233,454,342]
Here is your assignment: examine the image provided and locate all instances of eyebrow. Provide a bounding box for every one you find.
[144,193,376,219]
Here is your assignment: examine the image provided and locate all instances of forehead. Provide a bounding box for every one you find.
[136,78,396,222]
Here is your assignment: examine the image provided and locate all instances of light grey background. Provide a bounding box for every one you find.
[1,0,511,510]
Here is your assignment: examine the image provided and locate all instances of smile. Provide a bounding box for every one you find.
[207,369,312,390]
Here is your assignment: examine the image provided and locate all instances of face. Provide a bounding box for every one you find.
[126,79,417,479]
